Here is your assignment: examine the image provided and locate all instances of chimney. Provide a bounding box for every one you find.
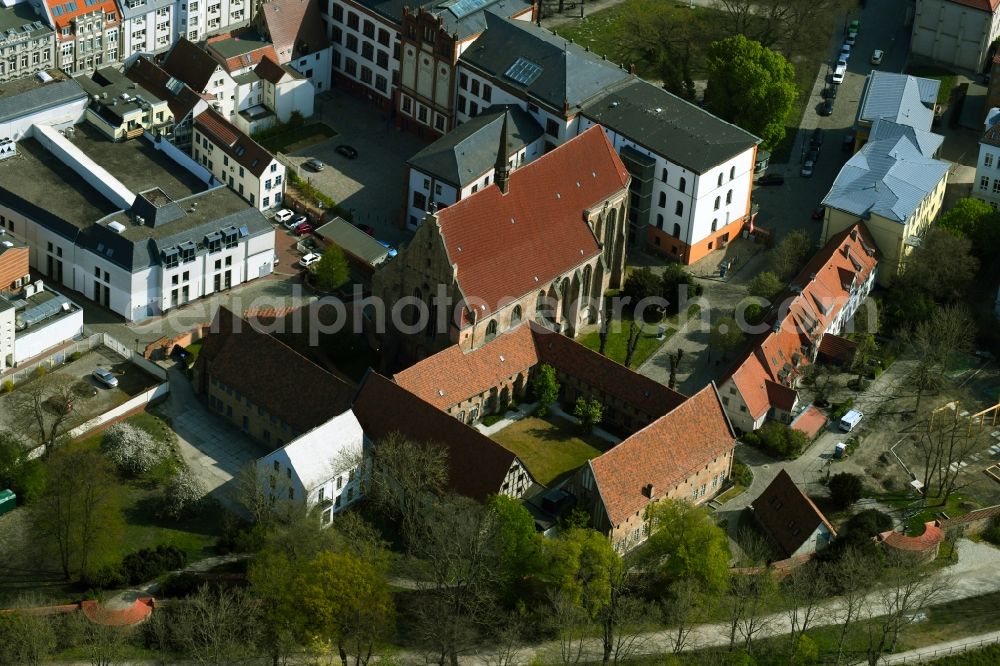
[850,228,858,241]
[494,110,511,195]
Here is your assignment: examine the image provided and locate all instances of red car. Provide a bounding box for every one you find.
[295,223,313,235]
[811,207,825,221]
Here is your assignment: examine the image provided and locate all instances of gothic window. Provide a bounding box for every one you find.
[511,304,522,325]
[485,319,498,340]
[714,196,720,210]
[726,189,733,204]
[658,191,666,208]
[656,213,663,229]
[717,173,723,186]
[711,219,718,232]
[730,165,736,180]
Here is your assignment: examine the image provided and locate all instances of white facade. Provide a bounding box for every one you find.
[911,0,1000,72]
[0,82,87,143]
[120,1,175,59]
[0,301,13,372]
[327,0,398,101]
[973,135,1000,209]
[289,47,331,95]
[191,124,285,210]
[256,409,366,525]
[175,0,246,42]
[12,288,84,364]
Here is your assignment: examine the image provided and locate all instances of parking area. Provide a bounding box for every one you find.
[282,90,427,248]
[0,348,161,441]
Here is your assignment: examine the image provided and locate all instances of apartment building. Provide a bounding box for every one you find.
[125,54,210,148]
[117,0,175,60]
[161,37,236,116]
[76,66,174,140]
[175,0,247,43]
[192,108,285,210]
[255,0,331,93]
[0,3,55,83]
[33,0,122,74]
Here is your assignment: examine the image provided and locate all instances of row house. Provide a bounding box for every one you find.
[75,66,174,140]
[33,0,122,74]
[0,4,55,82]
[175,0,247,43]
[453,14,761,263]
[0,119,275,321]
[254,0,331,93]
[322,0,532,132]
[117,0,174,60]
[192,107,286,210]
[371,125,630,363]
[161,37,238,116]
[718,224,878,434]
[125,54,210,148]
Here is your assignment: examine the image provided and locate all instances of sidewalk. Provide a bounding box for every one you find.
[869,630,1000,665]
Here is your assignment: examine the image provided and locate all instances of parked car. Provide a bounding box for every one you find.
[285,214,307,230]
[355,223,375,236]
[819,98,834,116]
[295,223,314,235]
[757,173,785,186]
[274,209,293,224]
[832,64,847,84]
[377,240,398,258]
[299,253,321,268]
[845,33,856,46]
[92,367,119,388]
[810,128,824,147]
[806,148,820,163]
[842,132,855,152]
[335,144,358,159]
[839,44,851,62]
[304,158,325,172]
[871,49,884,66]
[800,160,815,178]
[849,19,860,33]
[811,207,825,220]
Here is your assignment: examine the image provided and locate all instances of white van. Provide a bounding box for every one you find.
[839,409,863,433]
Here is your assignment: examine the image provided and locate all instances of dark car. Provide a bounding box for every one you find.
[810,128,824,147]
[819,99,834,116]
[335,144,358,159]
[823,85,838,100]
[304,158,325,172]
[811,207,825,220]
[842,133,855,152]
[354,223,375,236]
[757,173,785,186]
[806,148,819,163]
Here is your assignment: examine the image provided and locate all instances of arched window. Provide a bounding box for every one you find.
[730,165,736,180]
[457,411,466,423]
[511,304,522,325]
[658,192,666,208]
[711,219,718,232]
[679,177,686,193]
[675,201,683,216]
[717,173,723,186]
[485,319,498,340]
[656,213,664,229]
[661,167,668,182]
[726,189,733,205]
[672,223,681,238]
[714,196,720,210]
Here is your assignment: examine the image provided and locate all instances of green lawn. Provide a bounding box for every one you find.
[490,415,608,486]
[877,491,978,533]
[255,122,338,153]
[578,315,673,369]
[553,4,658,80]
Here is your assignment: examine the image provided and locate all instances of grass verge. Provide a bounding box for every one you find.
[255,122,338,153]
[490,415,607,486]
[578,315,672,369]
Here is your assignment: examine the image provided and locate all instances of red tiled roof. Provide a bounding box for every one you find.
[879,522,943,552]
[352,372,527,501]
[948,0,999,12]
[214,44,280,74]
[80,599,154,626]
[162,38,223,92]
[126,57,205,121]
[751,469,837,558]
[790,405,827,439]
[728,223,878,422]
[394,321,685,417]
[197,307,353,435]
[44,0,119,34]
[259,0,329,64]
[255,56,291,84]
[818,332,857,363]
[589,384,736,526]
[194,108,275,177]
[435,125,630,318]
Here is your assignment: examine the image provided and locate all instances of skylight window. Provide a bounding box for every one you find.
[447,0,493,20]
[52,6,64,16]
[504,57,542,86]
[165,77,184,94]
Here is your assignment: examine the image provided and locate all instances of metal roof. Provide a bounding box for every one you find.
[315,217,390,266]
[856,71,938,132]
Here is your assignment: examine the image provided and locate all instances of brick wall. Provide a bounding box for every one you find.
[0,247,29,293]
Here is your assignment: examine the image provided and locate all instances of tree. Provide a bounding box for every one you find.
[298,551,395,666]
[8,373,78,455]
[662,577,708,654]
[643,499,730,592]
[936,197,1000,256]
[828,472,863,508]
[710,316,745,361]
[661,264,698,315]
[864,553,946,665]
[713,0,843,58]
[706,35,797,149]
[746,271,784,302]
[917,407,988,502]
[531,363,561,416]
[908,305,975,414]
[623,321,642,368]
[726,529,777,654]
[850,334,878,385]
[32,445,123,580]
[617,0,703,98]
[314,244,351,292]
[754,421,809,458]
[0,608,56,666]
[783,562,829,660]
[770,230,813,281]
[831,547,877,666]
[573,397,603,433]
[889,229,978,326]
[102,422,164,476]
[623,267,663,311]
[366,432,448,548]
[0,429,45,504]
[539,528,621,619]
[171,585,263,665]
[487,494,543,602]
[161,464,205,520]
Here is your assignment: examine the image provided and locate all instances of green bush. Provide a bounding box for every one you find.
[80,562,126,589]
[742,432,761,447]
[159,572,205,598]
[731,460,753,487]
[828,472,864,508]
[34,365,47,378]
[481,413,504,427]
[121,544,187,585]
[68,351,83,362]
[752,421,809,458]
[1,380,12,394]
[831,399,855,421]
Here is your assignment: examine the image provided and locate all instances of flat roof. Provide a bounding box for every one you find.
[209,32,272,60]
[0,121,208,230]
[0,3,52,39]
[0,69,71,102]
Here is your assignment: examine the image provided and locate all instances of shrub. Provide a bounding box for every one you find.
[159,572,204,598]
[481,413,503,427]
[831,399,855,421]
[742,431,761,447]
[983,525,1000,546]
[623,267,663,310]
[746,271,784,301]
[731,460,753,487]
[530,363,560,416]
[573,397,603,433]
[68,351,83,362]
[102,423,165,476]
[34,365,47,378]
[755,421,808,458]
[828,472,864,508]
[81,562,125,589]
[121,545,187,585]
[161,465,205,520]
[844,509,893,545]
[1,380,12,394]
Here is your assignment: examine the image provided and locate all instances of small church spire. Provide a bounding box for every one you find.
[494,109,511,195]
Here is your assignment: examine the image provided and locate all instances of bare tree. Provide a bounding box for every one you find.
[663,577,707,654]
[832,546,877,666]
[598,565,654,664]
[908,305,974,415]
[0,597,57,666]
[783,562,829,662]
[171,585,263,665]
[549,590,590,665]
[864,556,947,665]
[713,0,844,57]
[8,373,78,455]
[726,529,776,654]
[481,614,525,666]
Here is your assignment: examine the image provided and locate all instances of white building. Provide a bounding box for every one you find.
[192,108,285,210]
[0,295,13,372]
[0,68,87,143]
[255,0,331,94]
[974,108,1000,209]
[174,0,246,43]
[256,409,366,525]
[116,0,175,60]
[0,3,55,83]
[911,0,1000,73]
[8,281,84,366]
[0,119,275,322]
[161,38,237,118]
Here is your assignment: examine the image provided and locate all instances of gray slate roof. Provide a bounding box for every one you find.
[460,12,631,112]
[0,3,51,40]
[350,0,531,40]
[821,119,950,224]
[0,72,86,127]
[856,71,938,132]
[407,104,542,187]
[583,78,761,174]
[116,0,174,21]
[315,217,389,265]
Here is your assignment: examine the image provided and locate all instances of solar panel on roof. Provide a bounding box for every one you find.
[504,57,542,86]
[165,76,184,94]
[448,0,493,19]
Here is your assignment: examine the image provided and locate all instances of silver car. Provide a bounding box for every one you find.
[92,367,119,388]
